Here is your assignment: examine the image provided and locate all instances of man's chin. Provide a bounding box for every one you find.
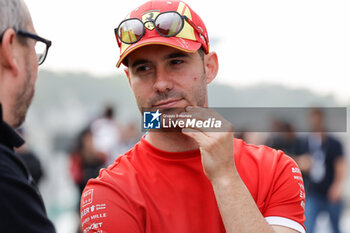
[13,92,34,129]
[13,114,26,129]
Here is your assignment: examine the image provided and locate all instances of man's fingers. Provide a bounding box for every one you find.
[178,107,233,133]
[181,127,210,145]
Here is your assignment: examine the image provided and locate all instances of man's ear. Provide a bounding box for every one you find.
[124,68,131,86]
[204,52,219,85]
[0,29,20,77]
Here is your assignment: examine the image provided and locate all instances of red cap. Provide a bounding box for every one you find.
[116,0,210,67]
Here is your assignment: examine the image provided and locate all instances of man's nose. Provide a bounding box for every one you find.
[153,67,174,92]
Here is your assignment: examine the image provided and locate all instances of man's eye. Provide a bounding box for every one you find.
[171,60,184,65]
[136,65,151,72]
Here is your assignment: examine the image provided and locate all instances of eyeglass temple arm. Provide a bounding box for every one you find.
[183,16,209,45]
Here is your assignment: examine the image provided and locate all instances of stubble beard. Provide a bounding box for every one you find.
[136,70,208,132]
[136,70,207,113]
[12,63,35,128]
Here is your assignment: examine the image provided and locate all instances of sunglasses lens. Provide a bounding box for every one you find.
[118,19,144,44]
[155,12,183,37]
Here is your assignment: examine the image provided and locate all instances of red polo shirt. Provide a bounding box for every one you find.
[81,137,305,233]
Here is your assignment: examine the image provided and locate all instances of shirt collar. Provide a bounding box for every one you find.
[0,104,25,148]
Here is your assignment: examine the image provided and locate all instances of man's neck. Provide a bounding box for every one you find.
[145,131,199,152]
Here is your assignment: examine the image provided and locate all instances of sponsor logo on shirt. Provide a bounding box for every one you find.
[83,222,103,233]
[292,167,301,174]
[82,189,94,207]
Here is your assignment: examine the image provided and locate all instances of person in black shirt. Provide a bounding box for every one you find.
[300,109,346,233]
[0,0,54,232]
[16,128,44,184]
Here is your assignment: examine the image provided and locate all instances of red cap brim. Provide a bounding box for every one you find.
[116,36,202,68]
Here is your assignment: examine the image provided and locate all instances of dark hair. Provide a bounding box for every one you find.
[198,47,206,62]
[74,127,92,154]
[104,106,115,119]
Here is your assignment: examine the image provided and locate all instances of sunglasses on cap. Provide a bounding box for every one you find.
[114,11,208,46]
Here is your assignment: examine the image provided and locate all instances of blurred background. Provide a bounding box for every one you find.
[19,0,350,232]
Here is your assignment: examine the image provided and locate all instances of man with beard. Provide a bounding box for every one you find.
[80,1,306,232]
[0,0,54,232]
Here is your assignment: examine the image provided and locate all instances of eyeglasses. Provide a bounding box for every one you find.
[115,11,208,46]
[17,30,52,65]
[0,29,52,65]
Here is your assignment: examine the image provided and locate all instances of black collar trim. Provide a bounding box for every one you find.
[0,104,25,148]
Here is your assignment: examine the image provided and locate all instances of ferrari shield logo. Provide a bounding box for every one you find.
[142,10,160,30]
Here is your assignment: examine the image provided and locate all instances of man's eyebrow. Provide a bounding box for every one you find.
[164,52,190,60]
[131,59,150,69]
[130,52,190,68]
